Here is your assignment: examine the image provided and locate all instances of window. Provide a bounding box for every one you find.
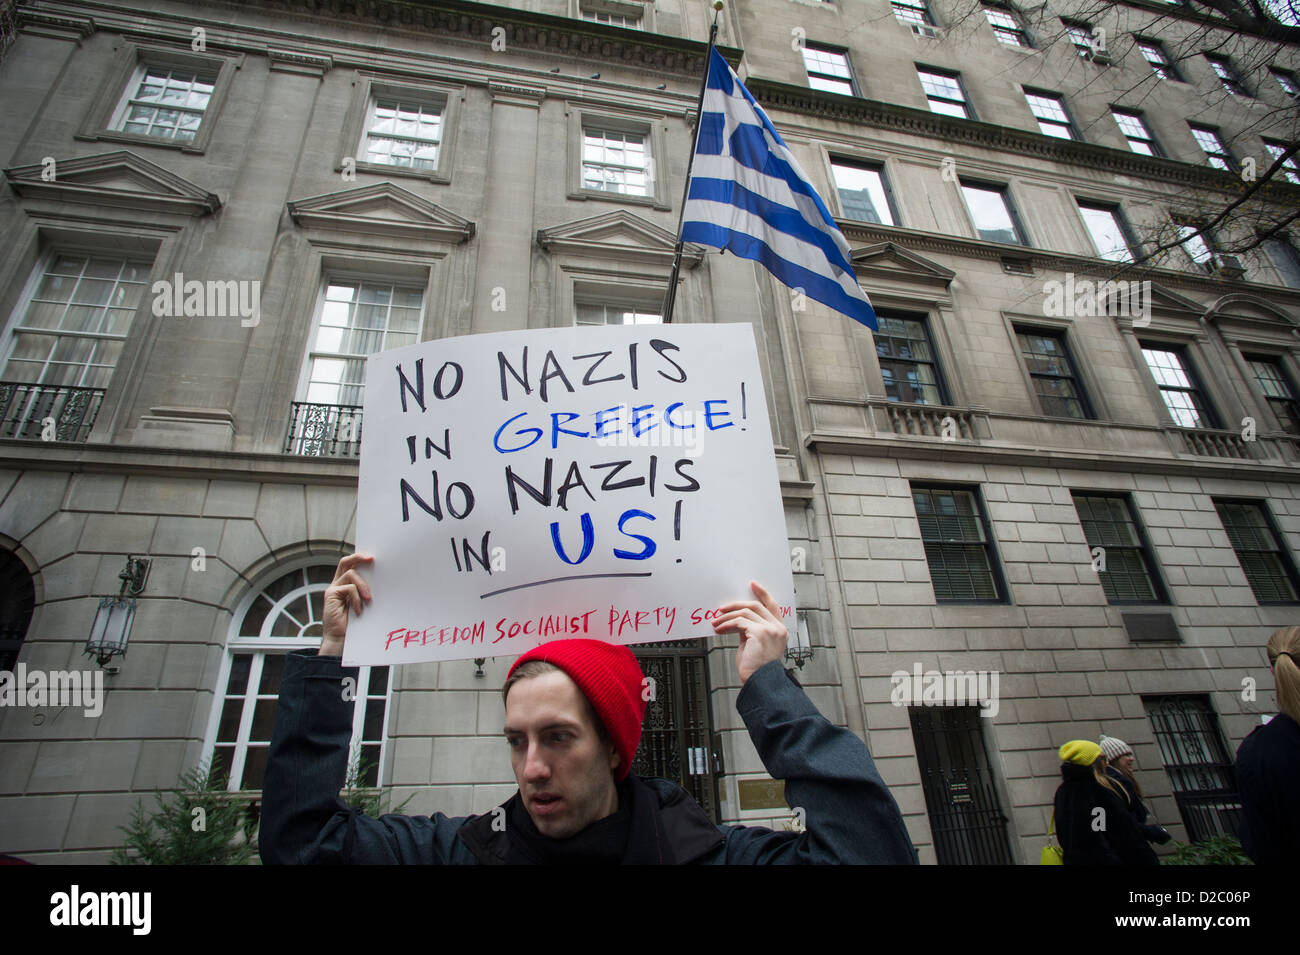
[1214,500,1300,602]
[892,0,935,26]
[576,303,661,325]
[362,98,441,171]
[1016,328,1093,418]
[1111,109,1162,156]
[960,181,1027,245]
[1244,355,1300,434]
[110,65,215,142]
[300,278,425,410]
[582,6,642,29]
[1263,139,1300,185]
[1071,493,1167,603]
[209,565,391,791]
[1077,201,1136,262]
[1271,67,1300,99]
[582,127,651,196]
[912,485,1006,602]
[1189,124,1234,170]
[1061,19,1096,58]
[1176,222,1216,271]
[917,67,972,118]
[1262,236,1300,288]
[801,43,855,95]
[875,314,946,405]
[1205,54,1249,96]
[983,5,1030,47]
[1143,696,1241,842]
[1023,89,1077,139]
[830,158,897,225]
[1137,39,1181,81]
[1140,343,1218,429]
[2,252,149,391]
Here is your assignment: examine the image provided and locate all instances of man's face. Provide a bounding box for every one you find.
[504,670,619,839]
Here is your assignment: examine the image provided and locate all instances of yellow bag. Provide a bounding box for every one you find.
[1041,812,1064,865]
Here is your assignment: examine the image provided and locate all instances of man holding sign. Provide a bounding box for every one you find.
[259,551,917,865]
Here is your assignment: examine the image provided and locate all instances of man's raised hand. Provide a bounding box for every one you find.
[320,552,373,657]
[710,581,789,685]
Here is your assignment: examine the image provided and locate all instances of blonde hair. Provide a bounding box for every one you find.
[1093,758,1127,802]
[1266,626,1300,723]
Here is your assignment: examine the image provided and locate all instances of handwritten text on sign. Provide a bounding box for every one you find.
[346,323,794,665]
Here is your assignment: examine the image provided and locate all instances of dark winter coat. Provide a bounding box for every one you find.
[1105,766,1171,845]
[258,649,919,864]
[1053,762,1158,866]
[1235,711,1300,865]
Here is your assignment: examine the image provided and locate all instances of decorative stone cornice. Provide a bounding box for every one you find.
[537,209,704,267]
[16,9,96,41]
[287,181,475,243]
[746,78,1300,200]
[218,0,742,76]
[3,150,221,215]
[267,47,333,77]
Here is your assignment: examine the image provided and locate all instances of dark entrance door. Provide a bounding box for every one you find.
[631,641,720,823]
[909,706,1014,864]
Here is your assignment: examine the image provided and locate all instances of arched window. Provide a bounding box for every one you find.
[0,548,36,671]
[204,563,390,791]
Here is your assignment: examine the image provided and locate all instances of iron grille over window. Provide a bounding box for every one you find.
[912,485,1005,602]
[1071,493,1166,603]
[1213,499,1300,603]
[1143,695,1242,842]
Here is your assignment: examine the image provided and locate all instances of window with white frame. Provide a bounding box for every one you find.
[918,67,972,118]
[582,127,651,196]
[1189,124,1234,171]
[582,7,642,28]
[300,278,425,409]
[892,0,935,26]
[361,98,442,171]
[1023,89,1077,139]
[1176,222,1216,271]
[1061,19,1095,58]
[2,251,150,389]
[208,564,391,791]
[576,303,661,325]
[1205,54,1249,96]
[110,65,216,142]
[1136,39,1181,81]
[1271,67,1300,99]
[1263,139,1300,184]
[1112,109,1161,156]
[1140,342,1218,429]
[801,44,855,95]
[983,5,1030,47]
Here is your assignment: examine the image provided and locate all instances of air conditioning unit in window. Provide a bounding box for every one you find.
[1211,254,1245,279]
[1091,51,1112,65]
[911,23,943,39]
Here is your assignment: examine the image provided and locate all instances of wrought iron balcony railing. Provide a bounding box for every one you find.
[0,381,105,442]
[285,401,363,457]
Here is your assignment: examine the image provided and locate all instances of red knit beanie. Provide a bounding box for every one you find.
[507,639,647,781]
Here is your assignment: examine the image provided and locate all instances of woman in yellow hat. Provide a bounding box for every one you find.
[1052,740,1158,865]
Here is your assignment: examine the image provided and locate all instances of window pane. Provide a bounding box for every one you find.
[961,184,1020,244]
[832,162,894,225]
[1078,204,1132,262]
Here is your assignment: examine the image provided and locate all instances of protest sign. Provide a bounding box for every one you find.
[344,321,795,665]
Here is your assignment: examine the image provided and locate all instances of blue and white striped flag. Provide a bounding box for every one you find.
[681,48,877,330]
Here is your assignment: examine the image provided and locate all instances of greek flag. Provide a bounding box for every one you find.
[681,48,877,330]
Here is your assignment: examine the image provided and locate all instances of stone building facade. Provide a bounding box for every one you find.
[0,0,1297,863]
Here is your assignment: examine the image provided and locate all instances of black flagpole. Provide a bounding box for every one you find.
[662,1,724,325]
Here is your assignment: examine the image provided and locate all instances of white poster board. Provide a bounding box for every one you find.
[344,322,794,665]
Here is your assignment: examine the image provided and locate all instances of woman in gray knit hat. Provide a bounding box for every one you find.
[1098,734,1171,849]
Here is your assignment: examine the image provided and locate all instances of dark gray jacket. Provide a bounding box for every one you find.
[259,649,918,864]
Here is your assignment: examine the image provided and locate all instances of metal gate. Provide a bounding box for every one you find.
[909,706,1014,864]
[1144,696,1241,841]
[631,641,720,822]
